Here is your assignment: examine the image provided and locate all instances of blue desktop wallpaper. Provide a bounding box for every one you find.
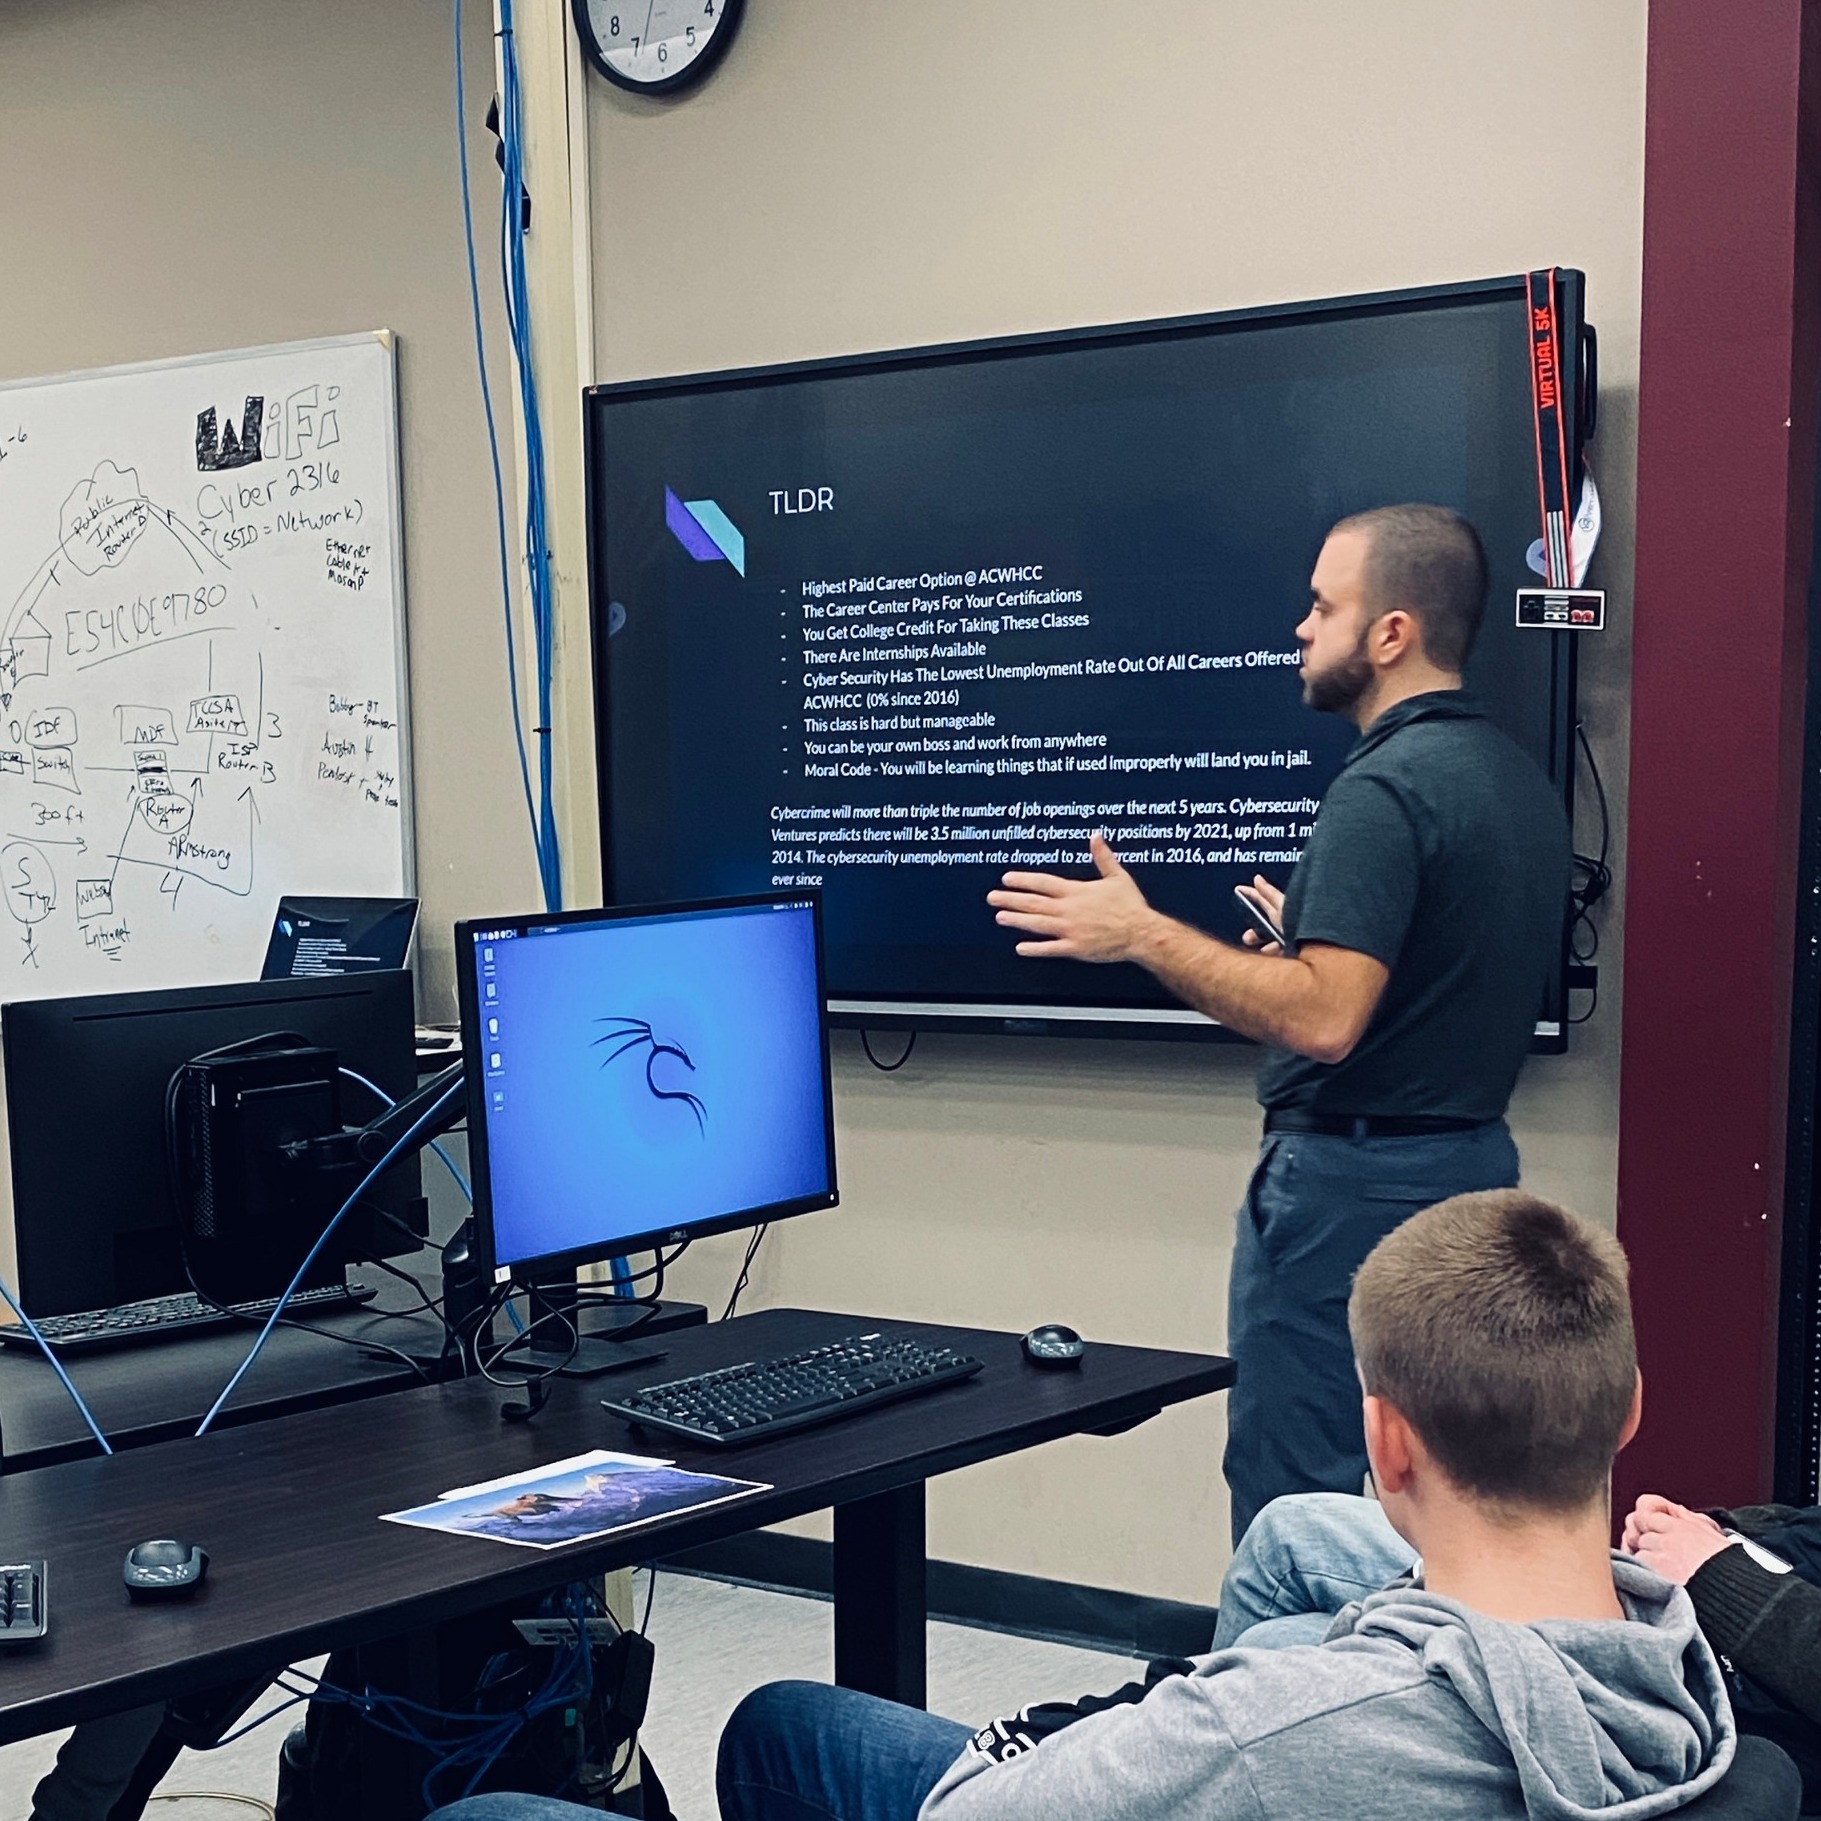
[475,904,831,1269]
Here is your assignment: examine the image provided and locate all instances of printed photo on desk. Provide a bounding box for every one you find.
[382,1448,770,1550]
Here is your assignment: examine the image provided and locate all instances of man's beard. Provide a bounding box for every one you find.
[1301,635,1372,714]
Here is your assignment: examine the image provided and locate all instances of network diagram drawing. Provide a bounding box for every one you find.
[0,342,409,992]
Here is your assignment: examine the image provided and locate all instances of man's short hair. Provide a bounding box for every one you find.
[1330,503,1489,672]
[1348,1191,1636,1511]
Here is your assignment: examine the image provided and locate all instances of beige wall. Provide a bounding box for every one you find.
[0,0,532,1012]
[587,0,1644,1600]
[0,0,1642,1606]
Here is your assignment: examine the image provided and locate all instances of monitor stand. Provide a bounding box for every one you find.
[516,1283,668,1378]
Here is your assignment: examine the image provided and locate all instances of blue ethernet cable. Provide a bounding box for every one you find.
[494,0,564,912]
[196,1078,463,1437]
[339,1066,534,1330]
[454,0,555,906]
[0,1276,111,1455]
[339,1066,472,1202]
[213,1584,602,1808]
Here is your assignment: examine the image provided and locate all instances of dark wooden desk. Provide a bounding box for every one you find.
[0,1307,1231,1745]
[0,1292,706,1470]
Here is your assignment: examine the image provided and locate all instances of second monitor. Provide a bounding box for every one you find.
[455,893,838,1292]
[2,971,425,1322]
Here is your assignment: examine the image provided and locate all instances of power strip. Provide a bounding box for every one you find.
[512,1616,622,1647]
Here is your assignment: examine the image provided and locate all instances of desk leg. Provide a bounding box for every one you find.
[832,1484,927,1708]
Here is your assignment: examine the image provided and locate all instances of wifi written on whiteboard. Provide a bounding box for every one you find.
[0,332,412,996]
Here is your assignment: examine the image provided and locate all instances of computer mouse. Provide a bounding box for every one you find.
[123,1538,208,1600]
[1021,1323,1085,1369]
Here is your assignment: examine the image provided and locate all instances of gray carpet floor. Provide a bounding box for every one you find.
[0,1571,1141,1820]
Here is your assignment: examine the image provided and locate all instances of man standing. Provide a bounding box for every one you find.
[986,504,1570,1539]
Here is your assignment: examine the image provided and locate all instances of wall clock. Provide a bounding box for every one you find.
[573,0,744,96]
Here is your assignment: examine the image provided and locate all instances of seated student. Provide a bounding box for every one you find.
[425,1189,1736,1821]
[1628,1496,1821,1805]
[1210,1484,1821,1807]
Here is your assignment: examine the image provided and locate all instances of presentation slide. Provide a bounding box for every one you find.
[593,295,1559,1015]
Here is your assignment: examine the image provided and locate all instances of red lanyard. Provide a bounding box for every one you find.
[1526,269,1576,588]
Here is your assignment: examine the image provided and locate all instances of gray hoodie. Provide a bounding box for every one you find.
[920,1557,1734,1821]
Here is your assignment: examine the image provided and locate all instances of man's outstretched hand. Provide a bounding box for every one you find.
[987,834,1156,963]
[986,836,1379,1058]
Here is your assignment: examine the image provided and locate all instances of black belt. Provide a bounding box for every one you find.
[1263,1110,1492,1139]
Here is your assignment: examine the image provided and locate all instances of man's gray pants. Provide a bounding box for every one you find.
[1223,1120,1520,1543]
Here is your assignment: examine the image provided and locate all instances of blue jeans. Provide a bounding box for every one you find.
[425,1801,602,1821]
[1211,1492,1414,1650]
[718,1682,972,1821]
[1223,1121,1519,1541]
[425,1683,972,1821]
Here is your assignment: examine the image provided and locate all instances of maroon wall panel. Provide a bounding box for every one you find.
[1616,0,1814,1507]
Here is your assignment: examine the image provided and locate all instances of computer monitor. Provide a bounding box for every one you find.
[2,971,425,1318]
[454,893,838,1289]
[261,895,420,980]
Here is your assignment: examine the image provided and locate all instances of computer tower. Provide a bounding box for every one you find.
[175,1046,426,1304]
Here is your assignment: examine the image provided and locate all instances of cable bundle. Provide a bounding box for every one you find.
[1568,721,1612,1024]
[219,1583,634,1809]
[456,0,563,913]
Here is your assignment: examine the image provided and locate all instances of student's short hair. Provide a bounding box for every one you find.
[1330,503,1489,672]
[1348,1191,1636,1511]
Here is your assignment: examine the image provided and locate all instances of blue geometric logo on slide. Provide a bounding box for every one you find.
[665,488,745,576]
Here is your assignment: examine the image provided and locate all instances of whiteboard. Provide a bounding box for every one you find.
[0,332,412,998]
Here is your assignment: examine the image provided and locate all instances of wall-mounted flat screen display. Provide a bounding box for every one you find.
[586,273,1587,1040]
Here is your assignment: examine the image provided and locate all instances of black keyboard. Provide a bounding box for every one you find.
[0,1282,377,1354]
[602,1331,984,1447]
[0,1563,45,1644]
